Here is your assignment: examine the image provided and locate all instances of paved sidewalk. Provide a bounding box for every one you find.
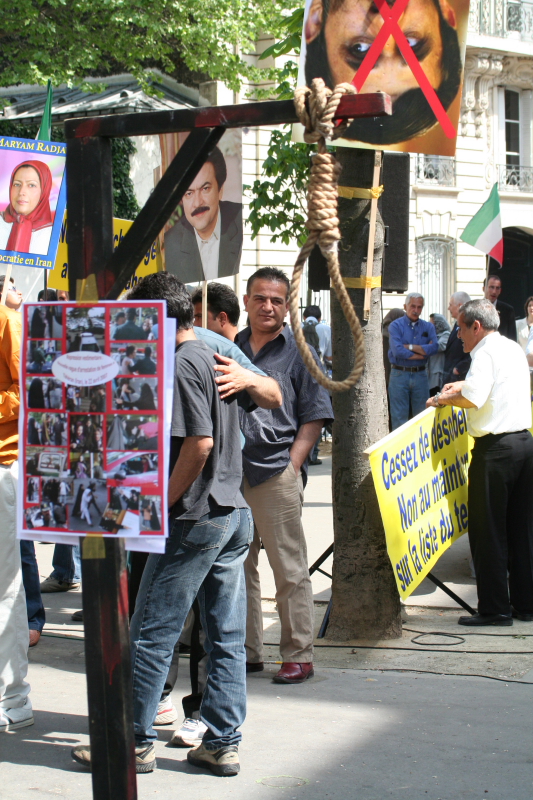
[4,448,532,799]
[2,634,533,800]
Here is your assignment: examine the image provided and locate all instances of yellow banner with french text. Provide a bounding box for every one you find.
[366,406,472,600]
[48,216,162,292]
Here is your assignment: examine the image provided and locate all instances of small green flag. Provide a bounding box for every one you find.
[36,80,53,141]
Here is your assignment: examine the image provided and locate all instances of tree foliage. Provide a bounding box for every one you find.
[247,6,312,246]
[246,129,311,246]
[0,0,296,92]
[0,0,306,241]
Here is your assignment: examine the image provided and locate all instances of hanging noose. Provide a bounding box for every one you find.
[289,78,366,392]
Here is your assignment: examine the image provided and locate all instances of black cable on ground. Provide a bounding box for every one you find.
[263,642,533,654]
[410,632,465,646]
[403,627,533,638]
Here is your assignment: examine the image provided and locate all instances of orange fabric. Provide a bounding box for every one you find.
[0,306,21,464]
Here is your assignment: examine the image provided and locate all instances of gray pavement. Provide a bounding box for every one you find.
[3,637,533,800]
[3,446,533,799]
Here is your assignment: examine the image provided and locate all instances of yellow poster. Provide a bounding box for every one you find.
[48,216,162,292]
[366,406,472,600]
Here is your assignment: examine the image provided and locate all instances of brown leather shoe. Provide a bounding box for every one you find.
[28,630,41,648]
[273,662,314,684]
[246,661,264,673]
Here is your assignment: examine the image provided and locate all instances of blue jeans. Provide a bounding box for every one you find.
[388,367,429,430]
[20,540,45,632]
[130,505,253,750]
[50,544,81,584]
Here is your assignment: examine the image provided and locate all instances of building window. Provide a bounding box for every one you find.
[505,89,520,168]
[415,236,456,317]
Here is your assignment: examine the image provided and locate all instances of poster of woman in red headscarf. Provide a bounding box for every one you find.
[0,136,67,269]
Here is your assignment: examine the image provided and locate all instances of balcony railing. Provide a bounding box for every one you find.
[469,0,533,42]
[415,155,456,187]
[498,164,533,191]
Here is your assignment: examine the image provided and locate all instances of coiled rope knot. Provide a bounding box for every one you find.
[289,79,366,393]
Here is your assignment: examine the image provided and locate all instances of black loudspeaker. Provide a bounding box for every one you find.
[380,152,409,293]
[307,152,410,293]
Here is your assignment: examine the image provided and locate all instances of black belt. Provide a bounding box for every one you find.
[391,364,426,373]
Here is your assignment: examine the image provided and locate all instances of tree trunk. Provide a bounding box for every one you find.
[328,147,402,640]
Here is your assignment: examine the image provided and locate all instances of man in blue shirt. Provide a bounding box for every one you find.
[388,293,438,430]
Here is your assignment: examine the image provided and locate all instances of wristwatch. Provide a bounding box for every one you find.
[409,344,413,351]
[433,392,445,408]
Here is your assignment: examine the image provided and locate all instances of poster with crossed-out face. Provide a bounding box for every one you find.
[296,0,470,156]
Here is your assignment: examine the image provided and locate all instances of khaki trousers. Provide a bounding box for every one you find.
[243,462,314,664]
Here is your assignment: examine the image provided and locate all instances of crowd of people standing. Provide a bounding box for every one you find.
[2,266,533,787]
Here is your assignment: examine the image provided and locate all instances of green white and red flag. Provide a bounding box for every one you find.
[460,183,503,266]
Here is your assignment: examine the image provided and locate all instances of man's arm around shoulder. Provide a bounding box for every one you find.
[213,353,282,408]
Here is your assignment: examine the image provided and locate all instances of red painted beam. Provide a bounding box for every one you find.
[66,93,391,140]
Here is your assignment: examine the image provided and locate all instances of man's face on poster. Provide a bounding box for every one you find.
[305,0,454,103]
[181,162,223,240]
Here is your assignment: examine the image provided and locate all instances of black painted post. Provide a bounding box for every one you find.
[66,133,137,799]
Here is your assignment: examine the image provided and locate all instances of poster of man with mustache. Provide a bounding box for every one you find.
[164,129,243,283]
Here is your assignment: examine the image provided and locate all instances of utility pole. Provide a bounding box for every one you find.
[328,147,402,640]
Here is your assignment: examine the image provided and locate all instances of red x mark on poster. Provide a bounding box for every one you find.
[351,0,456,139]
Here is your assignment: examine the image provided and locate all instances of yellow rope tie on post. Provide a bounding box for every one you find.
[338,185,384,200]
[290,78,366,393]
[341,276,382,289]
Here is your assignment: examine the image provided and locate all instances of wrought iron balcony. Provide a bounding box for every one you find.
[469,0,533,42]
[498,164,533,191]
[415,155,456,187]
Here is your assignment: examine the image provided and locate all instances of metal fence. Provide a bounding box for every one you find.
[469,0,533,41]
[498,164,533,191]
[415,155,456,187]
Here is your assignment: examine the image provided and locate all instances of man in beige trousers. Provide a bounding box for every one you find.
[235,268,333,684]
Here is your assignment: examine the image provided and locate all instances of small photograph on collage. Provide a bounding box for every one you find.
[24,501,67,531]
[26,447,68,479]
[66,385,106,413]
[70,415,104,454]
[27,377,63,410]
[106,415,158,451]
[112,378,157,412]
[69,451,104,480]
[140,495,162,531]
[27,340,62,374]
[28,305,64,339]
[106,451,159,494]
[111,307,158,341]
[66,306,105,353]
[27,413,68,447]
[27,476,40,504]
[110,343,157,375]
[66,478,107,531]
[42,476,74,506]
[99,486,141,535]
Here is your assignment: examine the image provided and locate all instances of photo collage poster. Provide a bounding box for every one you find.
[18,301,174,553]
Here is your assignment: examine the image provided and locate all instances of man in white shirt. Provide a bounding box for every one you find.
[427,299,533,627]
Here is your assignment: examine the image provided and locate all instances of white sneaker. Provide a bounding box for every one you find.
[154,697,178,725]
[170,717,208,747]
[0,699,34,732]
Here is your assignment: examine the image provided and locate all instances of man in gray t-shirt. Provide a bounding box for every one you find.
[127,278,254,777]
